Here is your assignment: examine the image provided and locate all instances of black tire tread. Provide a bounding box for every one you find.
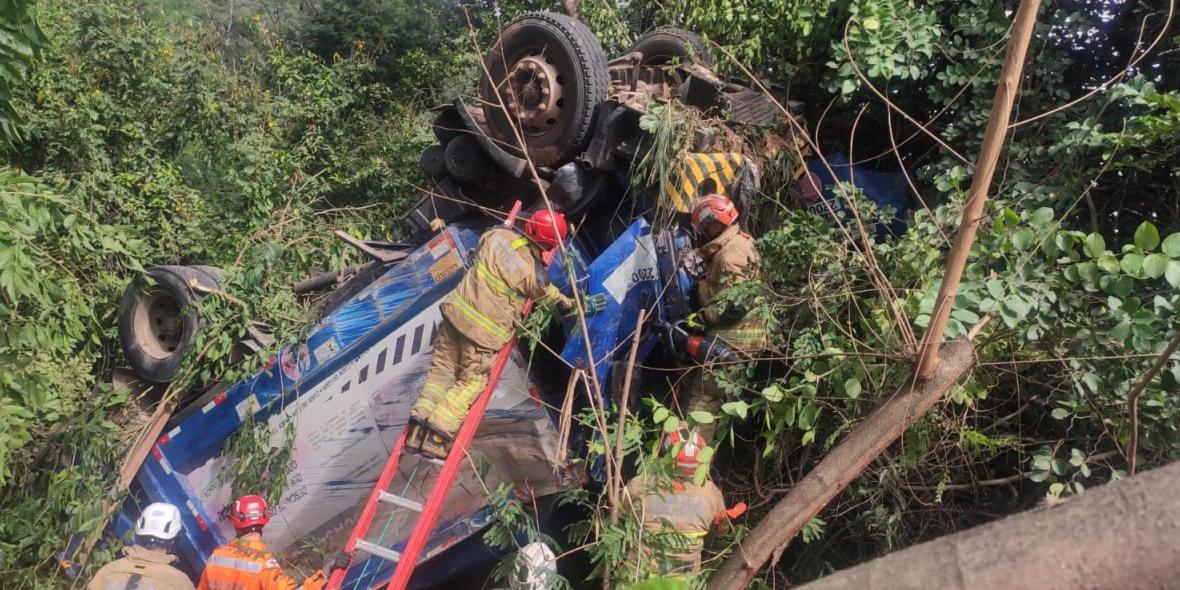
[480,11,609,166]
[628,27,712,66]
[117,265,220,384]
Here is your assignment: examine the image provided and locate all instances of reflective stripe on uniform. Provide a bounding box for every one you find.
[510,237,529,250]
[447,292,510,342]
[434,377,488,433]
[474,260,524,305]
[715,328,766,345]
[207,553,264,573]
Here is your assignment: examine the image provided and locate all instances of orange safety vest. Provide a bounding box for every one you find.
[196,539,326,590]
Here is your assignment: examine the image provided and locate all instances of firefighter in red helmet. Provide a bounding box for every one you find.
[408,209,578,459]
[683,194,767,442]
[620,427,746,584]
[198,495,349,590]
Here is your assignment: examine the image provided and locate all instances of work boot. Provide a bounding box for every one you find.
[405,420,426,451]
[417,429,452,461]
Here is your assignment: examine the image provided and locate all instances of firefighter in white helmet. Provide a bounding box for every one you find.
[684,194,767,442]
[88,502,195,590]
[621,427,746,584]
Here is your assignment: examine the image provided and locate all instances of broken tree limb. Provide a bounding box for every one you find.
[797,459,1180,590]
[915,0,1042,379]
[706,339,977,589]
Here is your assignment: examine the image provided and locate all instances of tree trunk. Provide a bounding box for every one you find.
[706,339,977,589]
[798,460,1180,590]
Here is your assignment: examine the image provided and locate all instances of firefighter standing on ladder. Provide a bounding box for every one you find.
[683,194,767,443]
[407,210,578,459]
[197,495,349,590]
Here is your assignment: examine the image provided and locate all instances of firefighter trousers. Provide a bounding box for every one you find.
[411,318,499,437]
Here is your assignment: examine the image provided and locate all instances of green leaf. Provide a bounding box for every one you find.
[1097,255,1121,273]
[1011,228,1034,251]
[1112,276,1134,297]
[721,400,749,419]
[1031,207,1054,226]
[662,416,681,433]
[1050,408,1069,420]
[1121,253,1144,275]
[1050,458,1068,476]
[952,308,981,325]
[1134,222,1160,251]
[652,406,669,425]
[840,79,856,95]
[761,384,785,403]
[1163,233,1180,258]
[801,429,816,445]
[798,404,820,430]
[1166,261,1180,288]
[843,378,862,399]
[985,280,1005,299]
[1143,253,1169,279]
[689,410,715,424]
[1083,233,1105,258]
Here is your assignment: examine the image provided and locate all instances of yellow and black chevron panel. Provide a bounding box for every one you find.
[662,152,747,213]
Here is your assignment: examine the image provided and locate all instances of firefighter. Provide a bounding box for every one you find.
[621,428,745,583]
[197,495,348,590]
[683,194,767,442]
[407,209,577,459]
[89,502,195,590]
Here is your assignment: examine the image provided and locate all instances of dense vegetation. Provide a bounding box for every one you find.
[0,0,1176,588]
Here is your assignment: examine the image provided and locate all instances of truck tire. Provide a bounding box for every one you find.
[444,135,492,182]
[117,265,221,383]
[479,12,609,167]
[627,28,712,66]
[420,144,447,178]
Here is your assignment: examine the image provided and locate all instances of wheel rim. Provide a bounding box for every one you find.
[506,52,566,136]
[132,289,184,359]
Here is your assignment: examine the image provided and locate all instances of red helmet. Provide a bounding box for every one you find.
[663,427,708,477]
[524,209,568,250]
[691,194,739,232]
[228,495,270,530]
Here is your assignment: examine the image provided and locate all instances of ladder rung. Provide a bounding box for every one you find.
[378,491,424,512]
[354,539,402,563]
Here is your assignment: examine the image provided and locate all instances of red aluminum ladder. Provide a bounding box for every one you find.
[326,322,526,590]
[328,202,529,590]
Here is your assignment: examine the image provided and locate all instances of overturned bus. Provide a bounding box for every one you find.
[110,12,802,588]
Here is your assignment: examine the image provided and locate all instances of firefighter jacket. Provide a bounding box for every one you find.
[696,224,767,351]
[622,474,726,580]
[88,545,196,590]
[441,227,570,350]
[196,539,326,590]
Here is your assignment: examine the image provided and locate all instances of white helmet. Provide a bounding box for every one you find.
[136,502,183,541]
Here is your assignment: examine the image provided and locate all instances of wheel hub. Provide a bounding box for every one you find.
[507,55,565,133]
[133,290,183,359]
